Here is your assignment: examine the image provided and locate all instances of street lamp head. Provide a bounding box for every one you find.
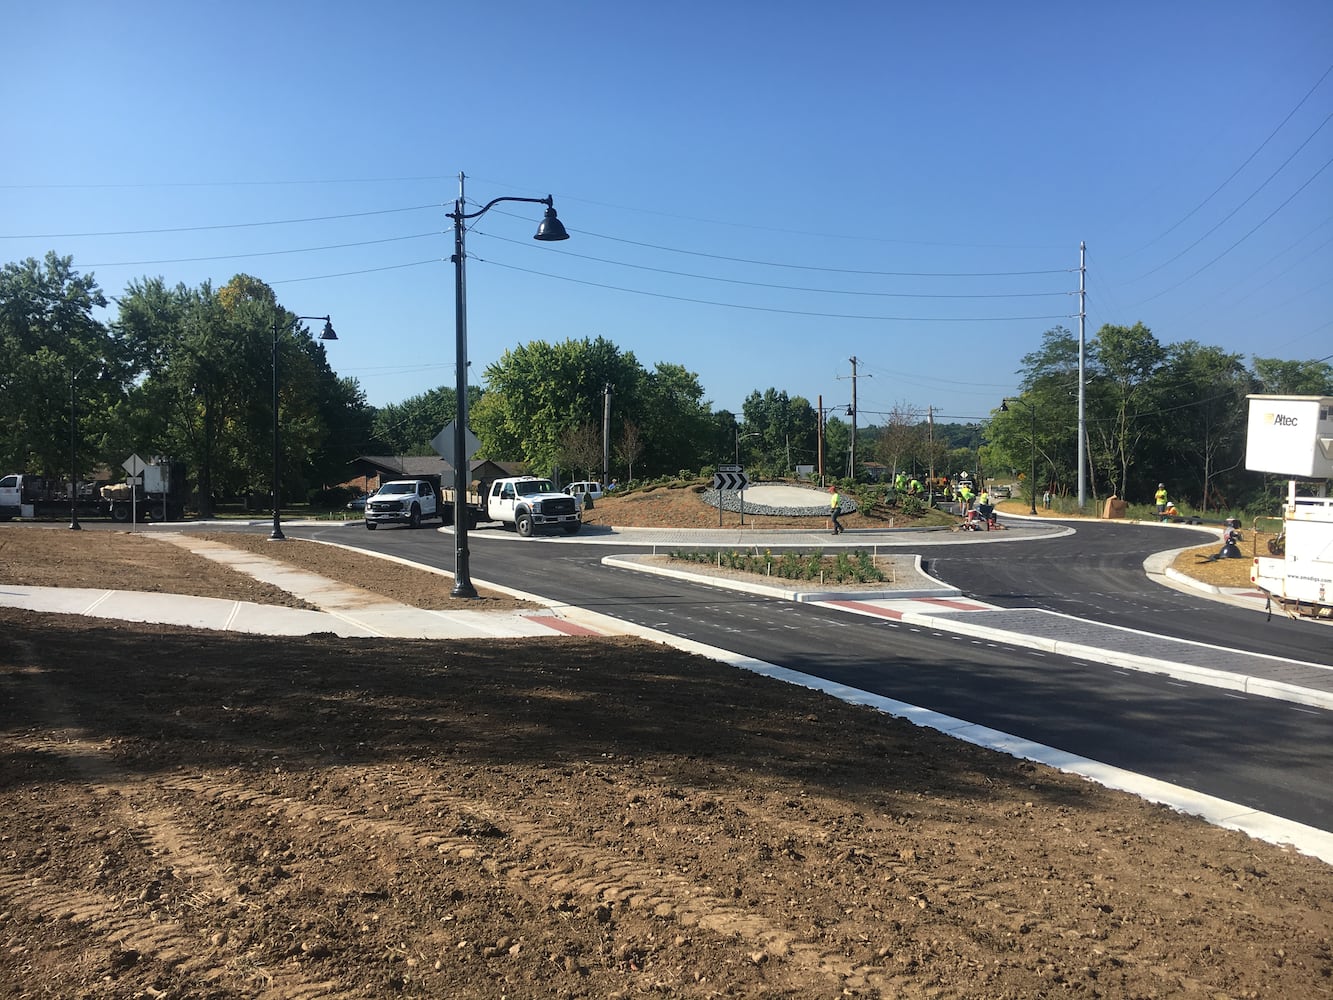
[534,204,569,242]
[319,319,337,341]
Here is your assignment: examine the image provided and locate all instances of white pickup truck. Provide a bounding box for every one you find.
[442,476,582,537]
[484,477,582,537]
[364,477,444,530]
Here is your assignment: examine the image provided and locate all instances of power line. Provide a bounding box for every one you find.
[483,206,1069,278]
[1127,61,1333,257]
[1128,112,1333,284]
[76,231,441,268]
[479,231,1069,300]
[479,257,1075,324]
[1131,151,1333,305]
[0,204,439,240]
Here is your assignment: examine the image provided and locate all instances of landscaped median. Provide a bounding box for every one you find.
[601,549,959,602]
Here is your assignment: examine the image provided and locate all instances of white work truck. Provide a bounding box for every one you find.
[1245,394,1333,620]
[442,475,582,537]
[364,476,444,530]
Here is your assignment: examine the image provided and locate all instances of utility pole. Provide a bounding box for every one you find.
[602,382,612,487]
[838,358,869,479]
[1077,242,1087,509]
[817,393,825,482]
[849,356,858,478]
[927,405,935,502]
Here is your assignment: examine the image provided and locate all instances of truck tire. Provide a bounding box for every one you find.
[365,521,377,530]
[563,522,581,535]
[110,503,130,524]
[408,504,421,529]
[516,512,534,538]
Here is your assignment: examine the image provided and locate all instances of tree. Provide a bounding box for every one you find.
[1251,357,1333,396]
[114,274,351,515]
[1088,322,1165,498]
[823,416,850,478]
[614,420,645,482]
[476,337,643,476]
[1156,342,1250,510]
[742,388,818,474]
[638,362,711,475]
[558,420,603,480]
[874,402,923,477]
[0,253,119,478]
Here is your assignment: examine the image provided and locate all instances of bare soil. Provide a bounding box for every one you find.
[2,508,1330,999]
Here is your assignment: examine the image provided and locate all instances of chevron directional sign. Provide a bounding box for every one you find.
[713,471,749,492]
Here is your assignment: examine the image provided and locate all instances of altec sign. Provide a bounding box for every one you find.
[1244,395,1333,478]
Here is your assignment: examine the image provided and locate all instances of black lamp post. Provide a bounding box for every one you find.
[447,172,569,597]
[271,314,337,540]
[1001,398,1038,515]
[69,367,81,530]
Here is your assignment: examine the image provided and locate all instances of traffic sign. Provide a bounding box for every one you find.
[714,471,749,491]
[718,463,742,473]
[432,421,480,467]
[122,453,146,477]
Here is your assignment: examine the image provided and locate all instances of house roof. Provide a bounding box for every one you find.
[349,456,529,482]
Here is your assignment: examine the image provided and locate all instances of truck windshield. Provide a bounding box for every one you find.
[515,480,554,496]
[378,483,415,495]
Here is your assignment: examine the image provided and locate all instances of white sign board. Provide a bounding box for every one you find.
[1245,395,1333,478]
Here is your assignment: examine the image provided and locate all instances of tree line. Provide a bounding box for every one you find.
[985,325,1332,512]
[2,255,1327,515]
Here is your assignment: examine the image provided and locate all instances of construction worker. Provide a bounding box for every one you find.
[958,483,975,512]
[829,486,844,535]
[1155,483,1169,515]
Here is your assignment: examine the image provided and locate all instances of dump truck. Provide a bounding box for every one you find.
[441,475,582,537]
[1245,394,1333,620]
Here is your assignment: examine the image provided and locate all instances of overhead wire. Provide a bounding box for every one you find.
[0,203,440,240]
[476,257,1075,324]
[1126,61,1333,257]
[477,231,1069,299]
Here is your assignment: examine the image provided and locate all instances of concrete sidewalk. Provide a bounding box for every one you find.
[1,531,606,639]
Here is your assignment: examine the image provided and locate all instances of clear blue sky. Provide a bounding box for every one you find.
[4,2,1330,428]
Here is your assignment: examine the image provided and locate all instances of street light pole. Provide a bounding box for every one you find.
[271,314,337,540]
[447,172,569,597]
[69,367,81,530]
[1001,398,1038,515]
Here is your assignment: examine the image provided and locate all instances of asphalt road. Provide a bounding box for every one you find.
[299,521,1333,833]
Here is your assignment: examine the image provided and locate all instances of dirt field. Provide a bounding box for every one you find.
[2,509,1329,999]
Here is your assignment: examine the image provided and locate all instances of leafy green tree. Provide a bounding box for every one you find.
[1251,357,1333,396]
[1087,321,1165,498]
[476,336,642,476]
[823,416,850,477]
[639,362,711,475]
[0,253,122,479]
[1156,342,1251,510]
[742,388,817,474]
[114,274,347,514]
